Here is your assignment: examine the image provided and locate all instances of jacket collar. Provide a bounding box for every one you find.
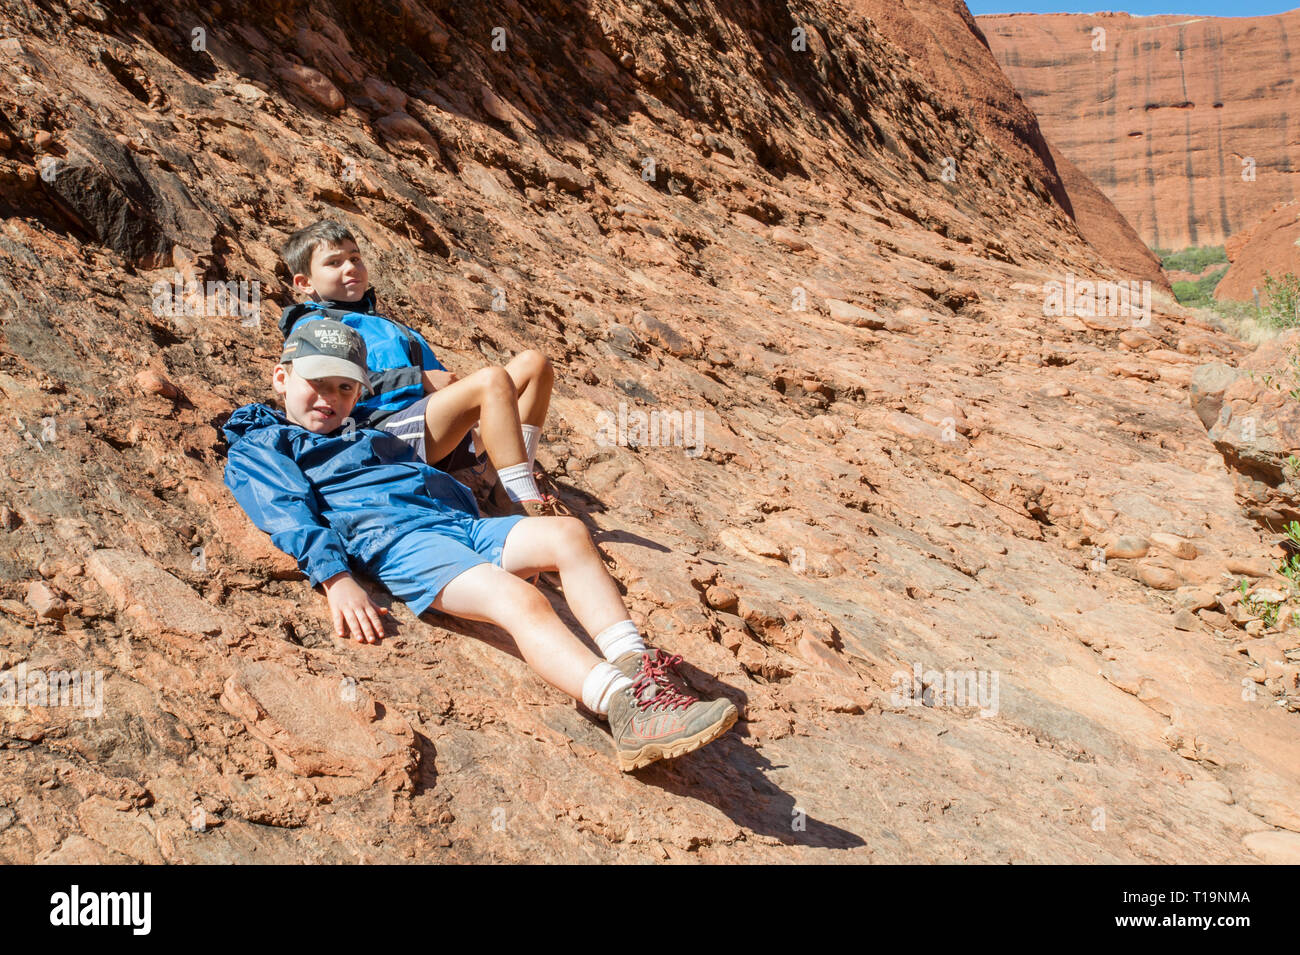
[277,287,380,337]
[318,286,379,315]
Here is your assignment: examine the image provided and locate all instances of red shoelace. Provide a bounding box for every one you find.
[630,650,697,712]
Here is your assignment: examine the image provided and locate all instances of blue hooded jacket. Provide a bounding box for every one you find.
[278,287,447,426]
[222,402,480,586]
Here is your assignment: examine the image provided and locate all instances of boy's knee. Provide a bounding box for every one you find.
[505,572,552,614]
[474,366,517,401]
[517,349,552,377]
[556,516,592,550]
[476,565,546,615]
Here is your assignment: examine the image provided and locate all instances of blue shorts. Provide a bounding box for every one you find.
[361,512,526,616]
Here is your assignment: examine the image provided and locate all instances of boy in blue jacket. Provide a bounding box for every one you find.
[278,220,564,517]
[223,319,737,772]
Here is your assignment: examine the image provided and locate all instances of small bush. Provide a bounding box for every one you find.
[1238,578,1282,628]
[1261,271,1300,328]
[1172,265,1229,307]
[1197,272,1300,343]
[1159,245,1228,274]
[1278,521,1300,589]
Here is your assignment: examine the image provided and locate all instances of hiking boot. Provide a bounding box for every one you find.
[607,652,737,771]
[612,649,647,681]
[520,495,571,518]
[612,647,684,686]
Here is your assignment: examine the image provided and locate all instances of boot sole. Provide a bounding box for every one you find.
[617,703,738,772]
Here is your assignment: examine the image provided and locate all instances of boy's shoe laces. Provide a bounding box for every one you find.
[630,650,697,712]
[537,493,574,516]
[468,451,491,481]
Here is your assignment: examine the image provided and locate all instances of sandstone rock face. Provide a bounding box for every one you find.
[1189,362,1244,431]
[980,11,1300,252]
[853,0,1070,211]
[220,661,418,793]
[1199,331,1300,527]
[86,548,247,643]
[1048,144,1169,291]
[0,0,1295,864]
[852,0,1166,287]
[1216,200,1300,303]
[1243,830,1300,864]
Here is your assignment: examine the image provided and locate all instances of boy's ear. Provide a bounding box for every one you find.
[272,363,289,394]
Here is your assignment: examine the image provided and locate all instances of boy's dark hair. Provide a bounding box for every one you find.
[281,220,357,281]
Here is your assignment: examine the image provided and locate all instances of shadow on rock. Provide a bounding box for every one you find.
[625,718,865,850]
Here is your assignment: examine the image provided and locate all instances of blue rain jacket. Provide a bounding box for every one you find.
[222,402,480,586]
[278,287,447,426]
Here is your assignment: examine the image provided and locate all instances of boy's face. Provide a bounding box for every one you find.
[294,239,369,302]
[273,364,362,433]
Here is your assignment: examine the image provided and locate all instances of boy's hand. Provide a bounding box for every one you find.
[423,369,459,392]
[321,572,389,643]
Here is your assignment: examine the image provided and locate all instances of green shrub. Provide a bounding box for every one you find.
[1172,265,1229,307]
[1159,245,1228,274]
[1238,577,1282,627]
[1278,521,1300,589]
[1261,271,1300,328]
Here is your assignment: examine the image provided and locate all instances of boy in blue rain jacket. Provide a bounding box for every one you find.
[222,318,737,772]
[278,219,565,516]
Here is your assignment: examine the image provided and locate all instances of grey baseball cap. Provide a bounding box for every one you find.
[280,319,370,391]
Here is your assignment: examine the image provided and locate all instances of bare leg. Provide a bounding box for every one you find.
[503,349,553,430]
[498,516,630,639]
[420,366,526,469]
[430,563,602,700]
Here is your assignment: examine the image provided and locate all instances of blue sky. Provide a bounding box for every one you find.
[967,2,1298,14]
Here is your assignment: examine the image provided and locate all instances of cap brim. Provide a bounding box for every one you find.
[290,355,371,391]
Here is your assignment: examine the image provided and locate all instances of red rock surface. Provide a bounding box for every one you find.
[0,0,1296,864]
[1194,331,1300,527]
[852,0,1166,287]
[980,10,1300,253]
[1216,200,1300,302]
[1049,142,1169,291]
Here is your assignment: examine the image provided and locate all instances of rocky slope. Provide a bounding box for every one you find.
[851,0,1166,287]
[1,0,1298,863]
[1216,200,1300,303]
[980,11,1300,253]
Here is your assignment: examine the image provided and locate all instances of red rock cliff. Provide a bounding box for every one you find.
[980,10,1300,253]
[1216,199,1300,302]
[854,0,1166,286]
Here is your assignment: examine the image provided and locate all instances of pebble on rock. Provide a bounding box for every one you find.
[25,581,68,619]
[134,369,179,400]
[1105,535,1149,560]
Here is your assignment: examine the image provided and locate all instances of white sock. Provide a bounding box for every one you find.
[581,662,633,717]
[594,619,646,662]
[497,462,542,503]
[521,424,541,470]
